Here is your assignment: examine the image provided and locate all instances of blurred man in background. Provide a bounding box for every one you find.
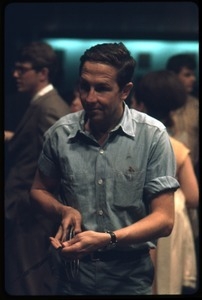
[4,41,70,295]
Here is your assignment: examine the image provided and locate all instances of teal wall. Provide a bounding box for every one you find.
[44,38,199,92]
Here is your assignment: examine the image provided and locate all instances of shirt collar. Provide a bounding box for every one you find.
[69,102,136,140]
[118,102,136,138]
[31,84,54,102]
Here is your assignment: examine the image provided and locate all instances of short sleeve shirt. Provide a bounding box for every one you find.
[38,103,179,250]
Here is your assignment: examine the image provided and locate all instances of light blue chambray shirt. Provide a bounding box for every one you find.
[38,103,179,250]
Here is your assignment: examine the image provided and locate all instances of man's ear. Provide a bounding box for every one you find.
[39,67,49,81]
[121,82,133,100]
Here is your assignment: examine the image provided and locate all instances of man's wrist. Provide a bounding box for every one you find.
[105,231,117,249]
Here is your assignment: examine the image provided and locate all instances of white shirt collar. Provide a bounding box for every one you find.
[31,84,54,102]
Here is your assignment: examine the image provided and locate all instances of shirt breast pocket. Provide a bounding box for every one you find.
[113,169,145,208]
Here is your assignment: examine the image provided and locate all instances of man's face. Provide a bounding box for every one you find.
[13,62,40,95]
[79,61,125,126]
[177,67,196,94]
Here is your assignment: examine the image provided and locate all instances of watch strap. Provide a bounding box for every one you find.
[105,230,117,247]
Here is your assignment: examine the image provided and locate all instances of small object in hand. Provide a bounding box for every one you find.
[56,245,63,252]
[64,226,80,280]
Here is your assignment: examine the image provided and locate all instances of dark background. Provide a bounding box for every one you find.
[4,2,198,41]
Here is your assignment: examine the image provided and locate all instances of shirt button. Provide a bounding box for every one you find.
[98,179,103,185]
[98,210,103,215]
[100,149,104,154]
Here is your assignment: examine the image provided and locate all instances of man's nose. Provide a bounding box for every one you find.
[13,70,20,78]
[86,88,97,102]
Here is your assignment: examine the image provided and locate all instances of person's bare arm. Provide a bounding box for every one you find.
[113,191,175,244]
[178,154,199,208]
[30,169,82,242]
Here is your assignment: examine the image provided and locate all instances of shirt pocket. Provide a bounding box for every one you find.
[113,169,145,208]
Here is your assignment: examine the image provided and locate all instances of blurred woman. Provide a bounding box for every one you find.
[134,70,199,294]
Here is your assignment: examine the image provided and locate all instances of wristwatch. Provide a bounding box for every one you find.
[105,231,117,249]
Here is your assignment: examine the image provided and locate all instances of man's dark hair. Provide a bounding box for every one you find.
[16,41,58,83]
[79,42,136,90]
[166,54,196,74]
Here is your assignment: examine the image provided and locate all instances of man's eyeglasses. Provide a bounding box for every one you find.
[13,66,35,75]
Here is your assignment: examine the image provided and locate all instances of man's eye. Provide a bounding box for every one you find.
[80,83,89,92]
[95,87,104,92]
[95,86,110,92]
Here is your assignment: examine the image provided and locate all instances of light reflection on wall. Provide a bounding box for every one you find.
[44,38,199,91]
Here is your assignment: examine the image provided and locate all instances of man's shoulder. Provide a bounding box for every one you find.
[182,95,199,115]
[46,110,83,133]
[187,94,199,106]
[39,88,70,111]
[42,88,66,103]
[129,108,165,130]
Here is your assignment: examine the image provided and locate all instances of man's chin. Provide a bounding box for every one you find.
[87,110,103,119]
[88,115,104,126]
[16,86,24,92]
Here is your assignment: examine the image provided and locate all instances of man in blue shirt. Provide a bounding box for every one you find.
[30,42,179,295]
